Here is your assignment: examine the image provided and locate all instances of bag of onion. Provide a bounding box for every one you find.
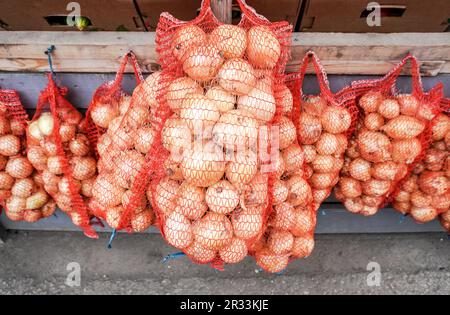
[0,89,55,222]
[146,0,295,271]
[26,74,98,238]
[88,66,157,232]
[391,98,449,223]
[286,51,358,211]
[335,55,444,216]
[85,52,143,157]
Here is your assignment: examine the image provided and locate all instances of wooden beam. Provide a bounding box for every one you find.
[0,32,449,76]
[211,0,232,24]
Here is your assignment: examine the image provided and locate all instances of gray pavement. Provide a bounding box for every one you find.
[0,231,449,295]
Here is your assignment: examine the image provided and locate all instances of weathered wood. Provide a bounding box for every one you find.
[0,32,449,75]
[211,0,232,24]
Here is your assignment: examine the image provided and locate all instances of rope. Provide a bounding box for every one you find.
[45,45,56,80]
[107,229,117,249]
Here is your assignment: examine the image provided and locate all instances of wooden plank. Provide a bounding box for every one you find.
[0,32,449,75]
[211,0,232,24]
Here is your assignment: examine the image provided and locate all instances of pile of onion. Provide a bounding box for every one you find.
[90,75,160,232]
[152,22,310,272]
[0,102,55,222]
[296,95,353,210]
[392,113,449,223]
[336,92,438,216]
[27,105,98,229]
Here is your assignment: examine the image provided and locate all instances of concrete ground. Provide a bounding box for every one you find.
[0,231,449,295]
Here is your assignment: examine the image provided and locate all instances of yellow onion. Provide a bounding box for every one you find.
[180,93,220,135]
[431,114,450,141]
[205,180,239,214]
[255,250,289,273]
[185,239,216,264]
[267,230,294,255]
[131,210,153,232]
[382,115,425,139]
[182,44,224,82]
[344,197,363,213]
[311,155,337,173]
[282,144,304,173]
[181,146,225,188]
[218,238,248,264]
[11,178,34,198]
[0,134,21,156]
[391,138,422,163]
[397,94,419,116]
[166,77,203,113]
[135,126,157,154]
[270,201,296,231]
[291,208,315,236]
[361,179,390,196]
[364,112,384,131]
[71,156,96,181]
[310,172,338,190]
[272,180,289,205]
[237,77,276,123]
[339,177,362,198]
[358,130,391,163]
[218,58,256,95]
[171,25,207,61]
[359,91,382,113]
[246,25,280,69]
[69,134,91,156]
[321,106,352,134]
[162,116,192,153]
[286,175,312,207]
[297,113,322,144]
[418,171,447,195]
[154,177,180,217]
[6,157,33,179]
[279,84,293,115]
[226,151,258,185]
[209,24,247,59]
[175,182,207,221]
[112,150,145,189]
[275,116,296,150]
[291,235,315,258]
[206,86,236,114]
[378,99,400,119]
[349,158,372,181]
[231,205,263,240]
[25,190,49,210]
[37,113,54,136]
[410,206,438,223]
[193,212,233,250]
[92,174,125,208]
[0,171,15,190]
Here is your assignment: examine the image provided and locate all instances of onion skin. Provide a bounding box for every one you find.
[267,230,294,255]
[321,106,352,134]
[231,206,263,240]
[218,58,256,96]
[291,235,315,258]
[349,158,372,182]
[361,179,390,197]
[255,250,289,273]
[246,26,281,69]
[339,177,362,198]
[193,212,233,250]
[185,240,216,264]
[6,157,33,179]
[171,25,206,62]
[269,202,296,231]
[205,180,239,214]
[378,99,400,119]
[359,91,382,113]
[382,115,425,139]
[218,238,248,264]
[297,113,322,145]
[357,131,391,163]
[0,134,21,156]
[182,44,224,83]
[397,94,419,116]
[391,138,422,163]
[418,171,447,195]
[209,24,247,59]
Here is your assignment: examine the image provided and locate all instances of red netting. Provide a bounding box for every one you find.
[286,51,359,212]
[335,55,444,216]
[0,89,56,222]
[391,98,449,223]
[26,74,98,238]
[86,53,155,233]
[148,0,295,272]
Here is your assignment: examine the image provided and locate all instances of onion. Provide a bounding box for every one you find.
[397,94,419,116]
[133,72,162,108]
[57,124,76,143]
[391,138,422,163]
[175,182,207,220]
[166,77,203,113]
[291,208,315,236]
[105,206,124,229]
[185,239,217,264]
[310,172,337,190]
[346,139,360,159]
[107,117,134,150]
[126,104,151,129]
[55,193,73,213]
[135,126,156,154]
[431,192,450,211]
[41,200,56,217]
[275,117,296,150]
[218,58,256,95]
[164,154,183,180]
[418,171,447,195]
[297,113,322,144]
[206,180,239,214]
[226,151,258,185]
[255,250,289,273]
[394,190,410,202]
[282,144,305,173]
[11,178,34,198]
[182,44,224,82]
[359,91,382,113]
[212,109,258,151]
[378,99,400,119]
[245,173,269,206]
[364,112,384,131]
[92,174,125,207]
[273,180,289,205]
[417,105,435,121]
[344,198,363,213]
[360,205,378,216]
[6,157,33,179]
[231,205,264,240]
[60,107,82,126]
[0,134,21,156]
[361,179,390,196]
[279,85,293,115]
[358,130,391,163]
[180,93,220,134]
[71,156,96,181]
[28,120,43,141]
[206,86,236,114]
[302,96,327,116]
[91,101,119,129]
[313,189,329,207]
[237,77,276,123]
[154,177,179,217]
[401,175,418,193]
[315,133,339,156]
[339,177,362,198]
[321,106,352,134]
[112,150,144,189]
[267,230,294,255]
[210,24,247,59]
[193,212,233,250]
[270,201,295,230]
[382,115,425,139]
[423,148,446,171]
[162,116,192,153]
[6,196,26,219]
[81,177,95,197]
[69,134,91,156]
[247,25,280,69]
[393,201,410,214]
[410,190,431,207]
[431,114,450,141]
[410,206,437,223]
[349,158,372,181]
[22,209,42,222]
[371,161,399,181]
[25,190,49,210]
[311,155,336,173]
[181,146,225,188]
[42,169,59,193]
[302,145,317,164]
[57,176,80,195]
[286,175,312,207]
[119,95,132,116]
[218,237,248,264]
[291,235,315,258]
[37,113,54,136]
[0,171,14,189]
[171,25,207,61]
[131,210,153,232]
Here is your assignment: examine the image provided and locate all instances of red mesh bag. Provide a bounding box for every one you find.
[85,52,144,157]
[0,89,56,222]
[438,98,450,231]
[88,61,157,233]
[286,51,359,211]
[26,74,98,238]
[391,98,449,223]
[145,0,294,271]
[335,55,444,216]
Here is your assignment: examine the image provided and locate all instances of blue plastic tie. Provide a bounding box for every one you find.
[321,210,327,216]
[107,229,117,249]
[162,252,186,263]
[276,269,286,276]
[45,45,56,80]
[398,214,407,224]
